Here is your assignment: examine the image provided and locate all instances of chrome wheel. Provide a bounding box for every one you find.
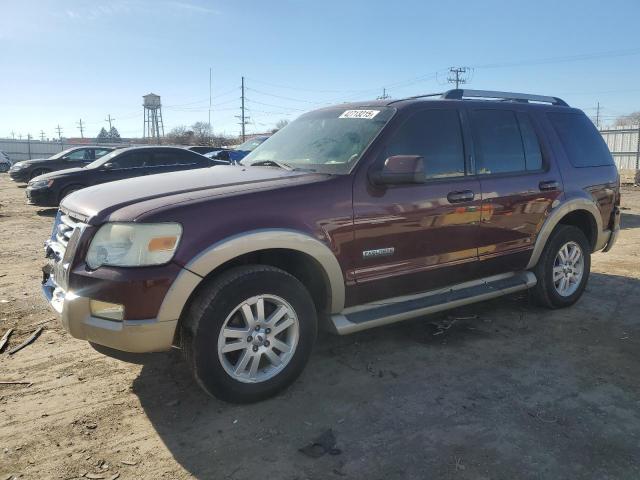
[217,294,299,383]
[552,241,584,297]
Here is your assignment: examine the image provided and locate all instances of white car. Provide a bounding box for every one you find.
[0,151,12,173]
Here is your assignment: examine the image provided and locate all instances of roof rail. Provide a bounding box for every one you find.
[386,92,443,105]
[442,89,569,107]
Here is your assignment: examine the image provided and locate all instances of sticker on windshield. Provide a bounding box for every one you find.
[339,109,380,119]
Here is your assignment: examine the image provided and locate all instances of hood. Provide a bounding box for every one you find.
[61,165,329,224]
[12,157,50,167]
[31,167,85,182]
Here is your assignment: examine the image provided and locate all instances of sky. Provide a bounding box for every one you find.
[2,0,640,140]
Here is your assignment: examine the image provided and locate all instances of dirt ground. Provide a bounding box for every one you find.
[1,174,639,480]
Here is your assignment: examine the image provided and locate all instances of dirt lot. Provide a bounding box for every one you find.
[1,174,639,480]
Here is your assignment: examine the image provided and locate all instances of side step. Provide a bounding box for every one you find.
[329,272,537,335]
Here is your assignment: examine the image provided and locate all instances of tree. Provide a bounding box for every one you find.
[191,121,212,145]
[614,111,640,127]
[166,125,193,145]
[108,126,121,142]
[96,127,109,143]
[271,119,289,133]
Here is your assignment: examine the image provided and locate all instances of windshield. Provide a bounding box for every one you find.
[242,107,395,174]
[235,136,268,152]
[48,147,78,160]
[85,149,121,169]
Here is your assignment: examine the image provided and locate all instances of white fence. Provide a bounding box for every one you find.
[0,139,135,162]
[599,126,640,171]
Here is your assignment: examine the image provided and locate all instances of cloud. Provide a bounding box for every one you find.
[165,1,220,15]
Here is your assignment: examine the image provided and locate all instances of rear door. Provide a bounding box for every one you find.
[144,149,209,176]
[63,148,95,168]
[468,107,562,271]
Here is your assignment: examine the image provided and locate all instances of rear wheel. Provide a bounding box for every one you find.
[532,225,591,308]
[181,265,317,403]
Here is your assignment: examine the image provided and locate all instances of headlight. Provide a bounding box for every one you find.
[12,163,24,169]
[86,222,182,269]
[29,179,53,188]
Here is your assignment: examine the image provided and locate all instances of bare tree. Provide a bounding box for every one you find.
[165,126,193,145]
[271,119,289,133]
[614,111,640,127]
[191,122,212,145]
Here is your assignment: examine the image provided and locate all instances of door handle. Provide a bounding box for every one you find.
[447,190,475,203]
[539,180,560,191]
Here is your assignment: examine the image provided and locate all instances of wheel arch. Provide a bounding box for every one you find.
[156,229,345,342]
[526,198,603,269]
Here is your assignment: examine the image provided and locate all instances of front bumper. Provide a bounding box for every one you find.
[26,186,58,207]
[42,277,177,353]
[9,169,29,182]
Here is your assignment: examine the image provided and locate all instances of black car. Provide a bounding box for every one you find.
[26,146,222,207]
[9,146,115,182]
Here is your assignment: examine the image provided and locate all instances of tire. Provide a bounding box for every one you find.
[532,225,591,309]
[30,169,50,180]
[60,185,83,202]
[181,265,317,403]
[0,163,9,173]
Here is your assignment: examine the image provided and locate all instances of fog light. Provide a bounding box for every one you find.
[90,300,124,321]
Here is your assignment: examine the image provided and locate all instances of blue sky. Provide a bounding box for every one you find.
[2,0,640,140]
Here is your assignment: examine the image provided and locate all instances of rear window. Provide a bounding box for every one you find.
[548,112,614,167]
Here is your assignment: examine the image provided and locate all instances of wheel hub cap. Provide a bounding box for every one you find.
[217,294,299,384]
[552,241,584,297]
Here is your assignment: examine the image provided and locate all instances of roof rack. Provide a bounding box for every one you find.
[442,89,569,106]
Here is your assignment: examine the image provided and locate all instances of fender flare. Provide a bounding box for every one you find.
[525,198,604,270]
[156,229,346,323]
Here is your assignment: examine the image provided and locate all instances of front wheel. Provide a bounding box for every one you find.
[181,265,317,403]
[532,225,591,308]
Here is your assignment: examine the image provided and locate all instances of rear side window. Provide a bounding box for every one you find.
[548,112,614,167]
[386,109,465,179]
[517,113,543,171]
[177,150,205,165]
[115,151,148,168]
[147,151,179,166]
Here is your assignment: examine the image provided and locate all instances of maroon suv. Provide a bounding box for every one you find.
[41,89,620,403]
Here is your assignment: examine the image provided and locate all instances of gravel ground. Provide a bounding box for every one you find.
[1,174,639,480]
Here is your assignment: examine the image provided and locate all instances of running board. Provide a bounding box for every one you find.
[329,272,537,335]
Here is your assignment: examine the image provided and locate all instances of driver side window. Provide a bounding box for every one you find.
[386,109,466,180]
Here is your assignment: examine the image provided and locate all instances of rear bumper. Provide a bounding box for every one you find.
[42,277,178,353]
[602,206,621,253]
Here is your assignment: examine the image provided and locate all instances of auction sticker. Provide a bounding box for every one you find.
[339,110,380,119]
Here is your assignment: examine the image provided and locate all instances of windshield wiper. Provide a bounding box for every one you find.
[248,160,294,170]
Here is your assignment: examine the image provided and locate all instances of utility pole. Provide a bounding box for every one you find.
[105,114,115,130]
[40,130,46,141]
[10,131,15,139]
[236,76,249,141]
[447,66,471,89]
[55,125,63,142]
[27,134,32,159]
[377,88,390,100]
[209,67,212,132]
[595,102,601,129]
[77,119,85,138]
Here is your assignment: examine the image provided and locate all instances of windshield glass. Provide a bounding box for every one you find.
[49,147,77,160]
[242,107,395,174]
[235,136,268,152]
[85,149,122,169]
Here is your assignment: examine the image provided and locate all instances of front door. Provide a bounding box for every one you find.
[468,108,562,271]
[351,106,482,305]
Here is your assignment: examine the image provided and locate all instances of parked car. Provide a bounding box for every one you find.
[41,89,620,403]
[211,135,270,163]
[26,146,223,207]
[9,146,115,182]
[187,145,219,155]
[0,151,11,172]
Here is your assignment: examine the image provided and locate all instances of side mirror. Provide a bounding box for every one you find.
[370,155,425,185]
[102,162,115,170]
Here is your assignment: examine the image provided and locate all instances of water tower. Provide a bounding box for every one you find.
[143,93,164,141]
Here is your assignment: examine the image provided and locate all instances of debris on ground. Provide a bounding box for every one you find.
[8,327,44,355]
[0,328,13,352]
[299,429,341,458]
[0,381,32,386]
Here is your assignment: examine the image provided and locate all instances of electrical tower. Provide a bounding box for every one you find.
[377,88,390,100]
[447,67,472,89]
[142,93,165,143]
[77,119,85,138]
[236,77,250,141]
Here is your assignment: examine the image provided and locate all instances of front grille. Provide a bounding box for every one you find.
[48,210,86,260]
